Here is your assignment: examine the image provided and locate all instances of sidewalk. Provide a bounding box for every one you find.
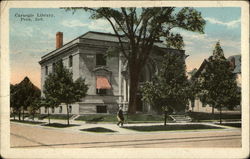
[10,117,241,135]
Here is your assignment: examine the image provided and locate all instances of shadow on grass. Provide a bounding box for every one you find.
[11,119,46,125]
[80,127,117,133]
[216,123,241,128]
[123,124,224,132]
[42,123,80,128]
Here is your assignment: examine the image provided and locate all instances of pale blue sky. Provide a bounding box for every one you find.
[10,7,241,87]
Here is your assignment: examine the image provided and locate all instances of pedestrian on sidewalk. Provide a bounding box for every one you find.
[117,107,124,127]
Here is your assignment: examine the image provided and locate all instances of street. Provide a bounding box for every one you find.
[11,122,241,148]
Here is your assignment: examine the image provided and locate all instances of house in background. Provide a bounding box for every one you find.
[188,55,241,113]
[39,31,186,115]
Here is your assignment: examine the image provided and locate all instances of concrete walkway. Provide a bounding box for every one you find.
[11,117,241,135]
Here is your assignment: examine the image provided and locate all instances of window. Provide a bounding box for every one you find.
[69,55,73,67]
[52,63,56,73]
[202,102,206,107]
[96,89,107,95]
[59,106,62,113]
[69,105,72,113]
[96,105,107,113]
[45,107,47,113]
[52,107,55,113]
[45,66,48,75]
[96,54,106,66]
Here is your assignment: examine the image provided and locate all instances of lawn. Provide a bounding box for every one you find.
[41,114,74,120]
[80,127,117,133]
[123,124,224,132]
[75,114,171,123]
[42,123,80,128]
[10,119,46,125]
[187,112,241,122]
[217,123,241,128]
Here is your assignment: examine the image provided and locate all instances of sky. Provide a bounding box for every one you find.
[9,7,241,88]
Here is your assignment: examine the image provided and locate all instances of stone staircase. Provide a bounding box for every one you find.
[70,114,80,120]
[169,114,192,123]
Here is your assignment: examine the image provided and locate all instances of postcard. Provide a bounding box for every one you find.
[1,1,249,158]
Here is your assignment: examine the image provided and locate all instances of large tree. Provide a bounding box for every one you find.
[66,7,206,114]
[10,84,21,120]
[198,41,241,124]
[43,61,88,125]
[141,53,190,125]
[10,77,41,121]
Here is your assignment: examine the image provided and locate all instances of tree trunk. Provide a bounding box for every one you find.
[164,111,167,126]
[18,110,21,121]
[48,108,50,125]
[13,112,16,120]
[212,105,215,120]
[66,104,69,126]
[128,66,140,114]
[219,105,222,124]
[22,108,25,121]
[33,113,35,121]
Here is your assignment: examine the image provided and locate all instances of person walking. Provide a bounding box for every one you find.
[117,107,124,127]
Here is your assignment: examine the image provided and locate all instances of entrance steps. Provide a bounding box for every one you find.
[70,114,80,120]
[169,115,192,123]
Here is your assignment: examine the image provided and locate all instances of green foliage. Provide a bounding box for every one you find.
[43,61,88,105]
[198,41,241,110]
[64,7,206,114]
[43,60,88,125]
[10,84,21,113]
[10,77,41,120]
[141,53,190,114]
[27,98,42,119]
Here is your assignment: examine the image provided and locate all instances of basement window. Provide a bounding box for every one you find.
[96,89,107,95]
[96,105,107,113]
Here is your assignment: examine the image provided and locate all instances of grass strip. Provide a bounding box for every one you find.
[80,127,116,133]
[42,123,80,128]
[123,124,224,132]
[216,123,241,128]
[11,119,46,125]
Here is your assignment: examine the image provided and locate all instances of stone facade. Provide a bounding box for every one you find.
[39,31,185,115]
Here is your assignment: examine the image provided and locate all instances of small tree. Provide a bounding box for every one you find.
[28,98,41,120]
[39,97,59,125]
[198,41,240,124]
[141,53,190,125]
[43,61,88,125]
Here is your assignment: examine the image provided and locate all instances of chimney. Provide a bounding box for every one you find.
[56,32,63,49]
